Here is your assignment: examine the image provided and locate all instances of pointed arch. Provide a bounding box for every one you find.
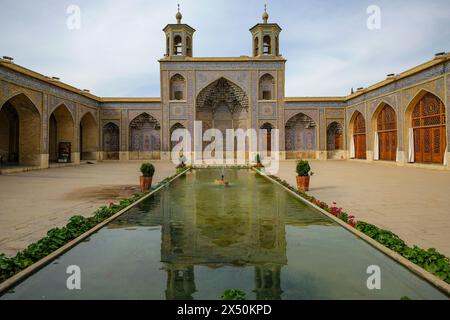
[129,113,161,160]
[49,103,75,162]
[327,122,343,151]
[0,91,41,115]
[79,112,98,161]
[0,93,41,166]
[285,112,317,159]
[196,77,249,113]
[371,103,397,161]
[51,102,75,121]
[350,111,366,159]
[196,77,250,159]
[260,122,274,155]
[170,122,186,159]
[170,74,186,101]
[259,73,275,100]
[405,89,446,164]
[102,122,120,160]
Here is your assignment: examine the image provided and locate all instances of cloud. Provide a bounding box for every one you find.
[0,0,449,97]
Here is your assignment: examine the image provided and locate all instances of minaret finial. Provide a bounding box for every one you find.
[262,4,269,23]
[176,4,182,24]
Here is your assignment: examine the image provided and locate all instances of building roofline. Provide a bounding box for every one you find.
[345,53,450,100]
[159,56,287,62]
[100,97,161,103]
[0,58,100,102]
[284,97,346,103]
[2,53,449,106]
[249,23,282,32]
[163,23,196,33]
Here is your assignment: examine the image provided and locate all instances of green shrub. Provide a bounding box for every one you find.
[221,289,246,300]
[356,221,450,283]
[176,161,187,173]
[296,160,311,176]
[140,163,155,177]
[256,153,261,163]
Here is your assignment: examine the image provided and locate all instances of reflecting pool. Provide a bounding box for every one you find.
[1,169,448,299]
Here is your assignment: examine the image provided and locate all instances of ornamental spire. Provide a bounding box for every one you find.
[176,4,182,24]
[262,4,269,23]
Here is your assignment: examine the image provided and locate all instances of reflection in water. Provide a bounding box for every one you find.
[110,169,331,300]
[4,169,447,300]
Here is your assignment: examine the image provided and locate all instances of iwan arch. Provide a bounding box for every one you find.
[1,9,450,171]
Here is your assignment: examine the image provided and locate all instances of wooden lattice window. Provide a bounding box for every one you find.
[377,105,396,131]
[412,93,446,129]
[411,92,446,164]
[353,112,366,159]
[377,105,397,161]
[354,112,366,134]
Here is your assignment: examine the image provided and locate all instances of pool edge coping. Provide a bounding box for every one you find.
[0,168,191,295]
[252,167,450,297]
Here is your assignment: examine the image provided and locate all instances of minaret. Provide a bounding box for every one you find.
[163,4,196,58]
[250,5,282,58]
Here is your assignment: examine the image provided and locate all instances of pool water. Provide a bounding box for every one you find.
[1,169,448,300]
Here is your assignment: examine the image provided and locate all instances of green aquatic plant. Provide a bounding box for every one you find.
[221,289,247,300]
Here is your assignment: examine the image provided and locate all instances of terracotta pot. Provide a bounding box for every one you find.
[140,176,153,192]
[296,175,310,192]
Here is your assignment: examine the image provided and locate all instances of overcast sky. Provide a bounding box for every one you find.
[0,0,449,97]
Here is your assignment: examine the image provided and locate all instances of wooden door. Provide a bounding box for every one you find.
[412,93,446,164]
[377,105,397,161]
[335,133,343,150]
[353,112,366,159]
[261,123,273,156]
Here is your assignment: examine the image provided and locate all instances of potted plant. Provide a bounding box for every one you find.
[255,153,264,168]
[140,162,155,192]
[296,160,313,192]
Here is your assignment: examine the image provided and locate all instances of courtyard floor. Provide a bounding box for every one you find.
[0,161,176,256]
[0,160,449,258]
[276,160,450,257]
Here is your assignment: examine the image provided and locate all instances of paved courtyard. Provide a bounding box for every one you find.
[276,160,450,257]
[0,161,176,256]
[0,160,449,258]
